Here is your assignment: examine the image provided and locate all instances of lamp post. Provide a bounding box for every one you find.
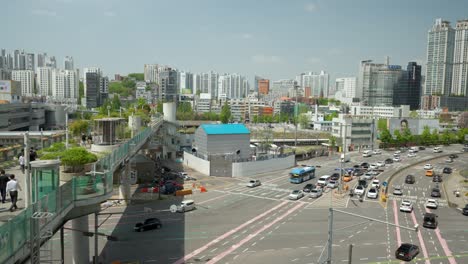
[107,105,111,117]
[64,106,72,149]
[294,84,299,147]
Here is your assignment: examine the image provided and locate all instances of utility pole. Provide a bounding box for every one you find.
[348,244,353,264]
[326,208,333,264]
[65,111,69,149]
[94,213,99,264]
[24,132,31,207]
[294,84,299,147]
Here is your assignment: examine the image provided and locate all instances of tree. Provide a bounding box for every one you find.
[420,126,431,145]
[69,120,90,136]
[324,112,338,121]
[111,94,121,111]
[377,119,387,131]
[402,128,413,145]
[220,101,231,124]
[394,130,403,145]
[127,73,144,81]
[78,81,84,105]
[380,128,392,144]
[409,111,419,118]
[431,129,439,144]
[329,135,336,150]
[441,129,451,145]
[156,100,163,114]
[298,114,309,129]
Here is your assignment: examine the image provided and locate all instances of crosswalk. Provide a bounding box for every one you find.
[386,194,448,207]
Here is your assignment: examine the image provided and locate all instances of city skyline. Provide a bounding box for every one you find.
[3,0,468,81]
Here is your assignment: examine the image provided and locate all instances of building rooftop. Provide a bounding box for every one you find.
[201,124,250,135]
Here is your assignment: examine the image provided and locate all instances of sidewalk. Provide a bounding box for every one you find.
[443,167,468,208]
[0,166,26,224]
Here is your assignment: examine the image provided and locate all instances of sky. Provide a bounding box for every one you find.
[3,0,468,83]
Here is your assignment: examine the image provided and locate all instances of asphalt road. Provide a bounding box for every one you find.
[46,145,468,264]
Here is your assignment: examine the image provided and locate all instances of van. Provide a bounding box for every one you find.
[177,200,195,212]
[317,175,331,187]
[362,150,372,157]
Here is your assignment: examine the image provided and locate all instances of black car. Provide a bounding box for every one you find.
[385,158,394,164]
[462,204,468,216]
[443,167,452,174]
[360,162,370,169]
[134,218,162,232]
[303,183,315,192]
[353,169,364,176]
[433,175,442,182]
[423,213,438,229]
[418,146,426,150]
[431,188,441,197]
[331,173,340,181]
[353,164,360,169]
[405,175,415,184]
[358,179,368,188]
[395,243,419,261]
[449,154,459,159]
[161,166,172,172]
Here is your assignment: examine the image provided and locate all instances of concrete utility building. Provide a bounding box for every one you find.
[193,124,250,160]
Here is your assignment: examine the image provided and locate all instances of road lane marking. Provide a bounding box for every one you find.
[410,210,430,264]
[222,241,229,246]
[210,248,218,253]
[425,207,457,264]
[392,200,402,257]
[172,201,289,264]
[198,193,231,205]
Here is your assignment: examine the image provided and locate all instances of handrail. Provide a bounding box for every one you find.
[0,117,163,263]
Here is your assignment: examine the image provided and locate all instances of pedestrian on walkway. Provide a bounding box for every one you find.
[19,154,25,173]
[29,147,37,162]
[0,170,10,203]
[6,174,21,212]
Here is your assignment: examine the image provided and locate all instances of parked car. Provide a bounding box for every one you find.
[368,170,380,176]
[399,200,413,212]
[423,213,438,229]
[395,243,420,261]
[385,158,394,164]
[309,188,323,198]
[405,174,415,184]
[393,156,401,162]
[393,186,403,196]
[394,150,401,155]
[425,170,434,177]
[462,204,468,216]
[177,200,196,212]
[303,183,315,192]
[247,179,261,188]
[354,185,365,196]
[353,169,364,176]
[367,188,378,199]
[358,179,368,188]
[343,174,352,182]
[134,218,162,232]
[289,190,305,200]
[327,180,338,189]
[425,199,438,209]
[443,167,452,174]
[433,175,442,182]
[353,164,361,169]
[431,188,441,198]
[423,164,433,170]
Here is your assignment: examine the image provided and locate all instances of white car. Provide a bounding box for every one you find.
[363,173,374,180]
[367,188,378,199]
[371,179,380,189]
[309,188,323,198]
[369,164,379,170]
[407,152,417,157]
[425,199,439,209]
[327,180,338,189]
[354,185,365,196]
[177,200,196,213]
[393,156,402,162]
[394,150,402,155]
[368,170,380,176]
[372,149,382,155]
[433,147,442,153]
[289,190,305,200]
[399,200,413,212]
[246,179,261,188]
[393,186,403,195]
[423,164,433,170]
[376,161,385,167]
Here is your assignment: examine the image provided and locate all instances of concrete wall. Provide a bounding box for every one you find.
[231,155,295,177]
[207,134,250,160]
[183,151,210,175]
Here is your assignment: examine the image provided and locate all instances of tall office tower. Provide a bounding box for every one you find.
[12,70,35,96]
[425,18,455,95]
[393,62,422,110]
[254,75,263,93]
[144,64,158,83]
[26,53,35,70]
[258,79,270,95]
[335,77,357,98]
[85,72,101,108]
[64,56,74,70]
[51,69,79,100]
[158,68,178,102]
[47,56,57,68]
[37,67,53,96]
[302,71,330,97]
[193,74,202,95]
[178,71,193,94]
[13,50,27,70]
[37,53,47,67]
[358,59,403,106]
[451,19,468,95]
[0,49,5,69]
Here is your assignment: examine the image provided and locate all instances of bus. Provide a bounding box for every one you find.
[289,166,316,184]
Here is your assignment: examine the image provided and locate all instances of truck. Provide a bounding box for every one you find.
[340,154,350,163]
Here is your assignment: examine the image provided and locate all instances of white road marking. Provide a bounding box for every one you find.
[291,258,299,262]
[242,248,249,253]
[210,248,218,253]
[260,236,265,240]
[233,255,239,260]
[222,241,229,246]
[251,242,257,246]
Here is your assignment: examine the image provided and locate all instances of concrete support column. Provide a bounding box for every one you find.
[119,164,131,205]
[71,215,90,264]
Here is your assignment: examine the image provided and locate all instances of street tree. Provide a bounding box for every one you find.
[220,101,231,124]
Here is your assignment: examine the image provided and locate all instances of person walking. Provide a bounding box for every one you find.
[19,153,25,174]
[0,170,10,203]
[6,174,21,212]
[29,147,37,162]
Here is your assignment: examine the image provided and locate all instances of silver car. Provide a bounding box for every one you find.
[327,180,338,189]
[393,186,403,196]
[309,188,323,198]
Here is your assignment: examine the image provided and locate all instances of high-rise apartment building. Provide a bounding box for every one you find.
[193,73,202,95]
[64,56,74,70]
[335,77,357,98]
[200,71,218,99]
[425,19,455,95]
[144,64,158,83]
[271,79,296,97]
[12,70,35,96]
[178,71,193,94]
[217,73,249,100]
[26,53,34,71]
[37,53,47,67]
[302,71,330,97]
[51,69,79,101]
[258,79,270,95]
[37,67,53,96]
[451,19,468,95]
[158,68,178,102]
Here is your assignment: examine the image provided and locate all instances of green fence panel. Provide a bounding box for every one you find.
[0,221,12,263]
[10,209,27,254]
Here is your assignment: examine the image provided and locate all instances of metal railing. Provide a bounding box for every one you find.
[0,116,163,263]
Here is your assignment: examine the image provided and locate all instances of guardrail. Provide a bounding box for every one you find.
[0,117,163,263]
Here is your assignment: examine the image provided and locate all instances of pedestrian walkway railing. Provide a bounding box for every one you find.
[0,116,163,263]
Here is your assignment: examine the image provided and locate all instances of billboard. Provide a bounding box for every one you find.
[388,118,440,136]
[0,81,11,94]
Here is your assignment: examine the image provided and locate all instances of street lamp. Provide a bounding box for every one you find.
[64,106,73,149]
[107,105,111,117]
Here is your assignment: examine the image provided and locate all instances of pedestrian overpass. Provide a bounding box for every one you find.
[0,116,164,264]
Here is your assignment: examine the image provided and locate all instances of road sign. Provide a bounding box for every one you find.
[382,181,388,187]
[170,205,178,213]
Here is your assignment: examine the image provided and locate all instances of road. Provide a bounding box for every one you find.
[46,145,468,264]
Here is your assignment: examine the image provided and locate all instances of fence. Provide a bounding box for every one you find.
[0,117,163,263]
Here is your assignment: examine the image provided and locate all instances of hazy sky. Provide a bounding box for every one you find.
[3,0,468,82]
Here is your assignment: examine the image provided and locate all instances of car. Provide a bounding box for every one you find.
[358,179,368,188]
[423,213,438,229]
[449,154,458,159]
[443,167,452,174]
[395,243,420,261]
[289,190,305,200]
[369,163,379,170]
[353,164,360,169]
[393,156,401,162]
[368,170,380,176]
[425,199,439,209]
[134,218,162,232]
[317,175,331,187]
[372,149,382,155]
[410,146,419,152]
[330,173,340,181]
[247,179,261,188]
[354,185,365,196]
[327,180,338,189]
[445,158,454,163]
[425,170,434,177]
[431,188,441,197]
[343,174,352,182]
[363,173,374,180]
[367,188,378,199]
[376,161,385,167]
[433,175,442,182]
[393,186,403,196]
[407,152,417,157]
[309,188,323,198]
[405,174,415,184]
[353,169,364,176]
[360,162,370,169]
[394,150,401,155]
[423,164,433,170]
[400,200,413,212]
[371,179,380,189]
[462,204,468,216]
[177,200,196,212]
[418,146,426,150]
[433,147,442,153]
[385,158,394,164]
[303,183,315,192]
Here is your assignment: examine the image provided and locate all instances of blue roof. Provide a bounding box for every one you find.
[201,124,250,135]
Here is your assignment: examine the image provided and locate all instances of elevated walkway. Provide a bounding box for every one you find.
[0,116,164,264]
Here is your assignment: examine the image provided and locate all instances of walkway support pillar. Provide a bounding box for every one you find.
[119,162,131,205]
[71,215,90,264]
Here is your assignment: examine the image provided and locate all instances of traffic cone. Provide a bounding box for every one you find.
[200,186,207,193]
